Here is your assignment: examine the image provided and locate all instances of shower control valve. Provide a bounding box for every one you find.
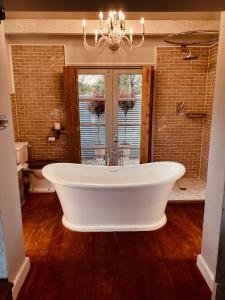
[0,115,8,130]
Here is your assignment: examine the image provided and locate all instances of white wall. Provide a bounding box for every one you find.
[197,11,225,292]
[6,35,168,65]
[0,22,29,298]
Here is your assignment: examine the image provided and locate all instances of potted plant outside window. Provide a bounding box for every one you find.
[88,94,105,158]
[119,91,136,158]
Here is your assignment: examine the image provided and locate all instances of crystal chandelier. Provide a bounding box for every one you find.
[82,11,145,53]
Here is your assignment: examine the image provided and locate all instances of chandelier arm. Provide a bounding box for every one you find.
[96,39,108,54]
[122,36,133,52]
[83,35,107,51]
[132,35,145,48]
[120,40,130,53]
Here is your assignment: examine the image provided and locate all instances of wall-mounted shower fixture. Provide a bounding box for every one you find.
[181,45,198,60]
[176,102,185,116]
[0,115,8,130]
[164,30,219,60]
[176,102,207,119]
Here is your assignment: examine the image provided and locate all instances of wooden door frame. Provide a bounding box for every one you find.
[140,66,154,164]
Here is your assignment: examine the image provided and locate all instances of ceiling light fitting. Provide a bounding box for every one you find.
[82,10,145,53]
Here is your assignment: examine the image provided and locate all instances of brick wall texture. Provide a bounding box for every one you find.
[11,44,217,179]
[11,45,69,162]
[154,45,218,179]
[200,44,218,180]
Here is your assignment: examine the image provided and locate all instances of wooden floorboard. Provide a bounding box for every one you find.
[18,193,211,300]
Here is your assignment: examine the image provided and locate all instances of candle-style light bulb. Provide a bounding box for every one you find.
[106,17,110,33]
[118,10,123,20]
[140,17,145,34]
[108,10,114,29]
[82,19,86,27]
[99,11,103,29]
[82,19,87,36]
[113,10,117,25]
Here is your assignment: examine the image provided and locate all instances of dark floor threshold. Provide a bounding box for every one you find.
[0,279,13,300]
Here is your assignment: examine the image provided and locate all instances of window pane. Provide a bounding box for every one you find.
[118,98,142,123]
[78,74,105,98]
[80,125,105,147]
[117,74,142,164]
[80,148,105,165]
[79,101,105,123]
[118,125,141,148]
[78,74,106,165]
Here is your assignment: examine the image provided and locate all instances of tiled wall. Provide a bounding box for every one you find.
[154,46,217,178]
[0,222,7,278]
[200,44,218,181]
[10,44,217,179]
[11,45,69,162]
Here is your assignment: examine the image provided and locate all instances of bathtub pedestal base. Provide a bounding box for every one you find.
[62,214,167,232]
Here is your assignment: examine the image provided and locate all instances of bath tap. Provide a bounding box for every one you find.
[105,147,110,166]
[112,134,119,165]
[112,134,124,166]
[118,147,124,166]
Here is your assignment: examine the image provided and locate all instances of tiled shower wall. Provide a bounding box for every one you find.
[11,44,217,179]
[200,44,218,180]
[11,45,69,162]
[154,45,218,179]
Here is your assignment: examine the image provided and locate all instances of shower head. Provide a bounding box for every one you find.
[164,30,219,61]
[181,45,198,60]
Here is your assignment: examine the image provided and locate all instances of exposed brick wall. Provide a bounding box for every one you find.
[200,43,218,181]
[10,44,217,179]
[154,47,212,178]
[11,45,69,162]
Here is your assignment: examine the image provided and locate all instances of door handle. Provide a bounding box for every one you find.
[0,115,8,130]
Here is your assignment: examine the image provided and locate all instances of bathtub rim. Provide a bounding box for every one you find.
[42,161,185,189]
[62,214,167,232]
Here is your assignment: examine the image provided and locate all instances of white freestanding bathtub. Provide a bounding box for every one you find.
[42,162,185,232]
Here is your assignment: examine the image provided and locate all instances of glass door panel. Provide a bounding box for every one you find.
[114,71,142,165]
[78,69,142,166]
[78,71,109,165]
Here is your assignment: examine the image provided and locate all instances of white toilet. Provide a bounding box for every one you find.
[15,142,55,193]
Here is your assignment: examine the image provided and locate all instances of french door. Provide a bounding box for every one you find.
[78,68,143,166]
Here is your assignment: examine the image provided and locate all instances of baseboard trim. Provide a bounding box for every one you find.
[12,257,30,299]
[197,254,215,291]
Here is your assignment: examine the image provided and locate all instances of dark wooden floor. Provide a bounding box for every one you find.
[18,193,211,300]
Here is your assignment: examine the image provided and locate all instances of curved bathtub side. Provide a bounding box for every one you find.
[53,181,174,232]
[42,161,185,232]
